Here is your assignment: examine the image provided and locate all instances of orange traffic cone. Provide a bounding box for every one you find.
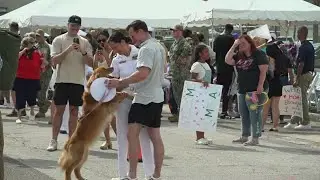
[127,145,143,163]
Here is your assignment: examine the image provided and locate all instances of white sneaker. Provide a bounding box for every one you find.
[284,123,296,129]
[294,124,312,130]
[146,176,161,180]
[4,102,12,109]
[111,177,137,180]
[16,119,22,124]
[46,139,58,152]
[195,138,210,145]
[0,103,10,109]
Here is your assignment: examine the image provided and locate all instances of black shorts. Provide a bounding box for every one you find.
[128,102,164,128]
[53,83,84,106]
[268,77,283,98]
[13,78,40,110]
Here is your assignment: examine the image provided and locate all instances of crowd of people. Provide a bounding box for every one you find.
[0,14,315,180]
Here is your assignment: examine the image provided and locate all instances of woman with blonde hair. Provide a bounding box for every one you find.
[14,37,45,123]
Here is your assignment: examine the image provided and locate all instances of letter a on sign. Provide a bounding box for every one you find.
[209,92,217,99]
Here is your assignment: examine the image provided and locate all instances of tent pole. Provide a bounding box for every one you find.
[285,21,290,40]
[210,9,214,48]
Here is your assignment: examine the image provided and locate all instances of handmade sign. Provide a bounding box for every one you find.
[279,85,303,118]
[178,81,222,132]
[247,24,271,40]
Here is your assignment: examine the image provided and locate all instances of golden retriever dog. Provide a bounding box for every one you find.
[58,66,127,180]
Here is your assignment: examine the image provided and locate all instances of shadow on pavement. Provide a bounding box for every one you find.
[4,156,55,180]
[218,124,240,131]
[18,158,58,169]
[199,144,260,152]
[259,145,320,155]
[90,150,174,161]
[90,150,118,159]
[278,130,320,135]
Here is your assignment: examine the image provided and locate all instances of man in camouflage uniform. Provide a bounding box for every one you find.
[35,29,52,118]
[168,25,192,122]
[1,22,23,117]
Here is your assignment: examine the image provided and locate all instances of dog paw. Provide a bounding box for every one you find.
[116,92,129,100]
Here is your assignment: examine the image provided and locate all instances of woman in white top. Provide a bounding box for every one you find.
[190,44,213,145]
[108,32,154,180]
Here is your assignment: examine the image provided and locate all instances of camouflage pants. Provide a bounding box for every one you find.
[37,70,53,114]
[171,70,189,111]
[0,111,3,180]
[0,91,10,103]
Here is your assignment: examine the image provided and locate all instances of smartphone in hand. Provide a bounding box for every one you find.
[73,38,80,50]
[73,38,80,44]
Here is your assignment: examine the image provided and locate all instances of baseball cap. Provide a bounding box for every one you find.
[170,24,184,31]
[35,29,45,37]
[68,15,82,26]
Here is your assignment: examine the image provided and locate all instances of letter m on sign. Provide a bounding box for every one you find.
[205,109,214,117]
[186,88,195,96]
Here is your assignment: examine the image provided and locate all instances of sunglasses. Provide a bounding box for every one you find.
[97,39,106,43]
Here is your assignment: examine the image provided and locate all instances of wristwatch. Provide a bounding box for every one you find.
[82,52,87,56]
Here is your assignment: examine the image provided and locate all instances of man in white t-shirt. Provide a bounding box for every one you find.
[107,20,164,180]
[47,15,93,152]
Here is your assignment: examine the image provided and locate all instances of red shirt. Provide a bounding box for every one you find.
[16,50,43,80]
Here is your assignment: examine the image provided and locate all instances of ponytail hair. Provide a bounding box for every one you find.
[193,44,207,63]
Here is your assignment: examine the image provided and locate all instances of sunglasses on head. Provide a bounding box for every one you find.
[97,39,106,43]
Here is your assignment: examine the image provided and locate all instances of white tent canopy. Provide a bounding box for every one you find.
[0,0,207,28]
[185,0,320,26]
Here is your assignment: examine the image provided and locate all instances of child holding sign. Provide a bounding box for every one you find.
[190,44,213,145]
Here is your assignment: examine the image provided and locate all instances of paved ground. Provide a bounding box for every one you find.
[1,105,320,180]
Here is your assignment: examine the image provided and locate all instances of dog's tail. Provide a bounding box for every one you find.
[58,141,72,171]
